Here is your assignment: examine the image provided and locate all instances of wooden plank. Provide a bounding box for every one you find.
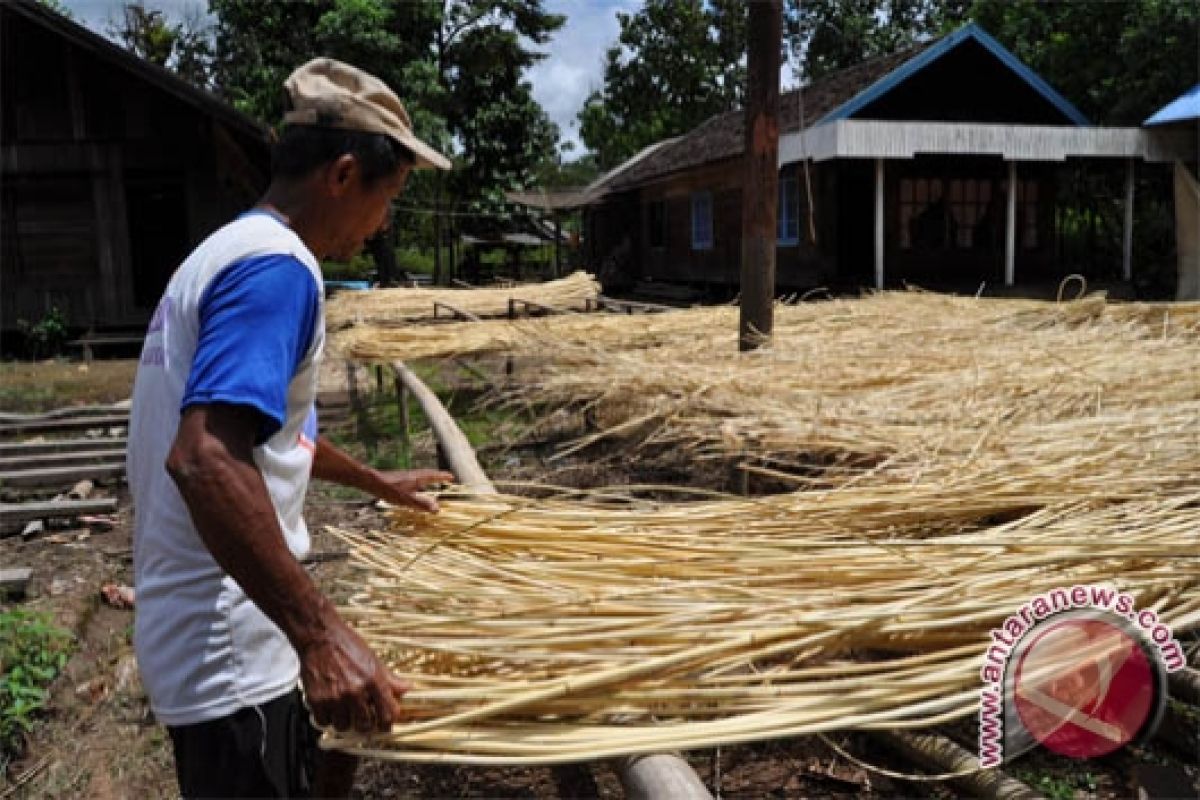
[0,462,125,488]
[0,414,128,437]
[0,498,117,525]
[0,448,125,471]
[0,437,126,456]
[0,568,32,599]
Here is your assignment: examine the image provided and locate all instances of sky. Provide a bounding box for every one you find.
[61,0,643,153]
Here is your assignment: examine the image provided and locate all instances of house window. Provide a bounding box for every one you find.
[648,200,667,249]
[899,178,948,250]
[777,174,799,245]
[946,179,995,250]
[691,191,713,250]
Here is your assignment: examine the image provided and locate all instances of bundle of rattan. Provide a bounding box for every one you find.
[337,291,1200,363]
[323,487,1200,764]
[325,271,600,330]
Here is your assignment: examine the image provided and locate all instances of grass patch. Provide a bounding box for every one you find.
[0,610,73,771]
[326,362,529,475]
[0,360,136,412]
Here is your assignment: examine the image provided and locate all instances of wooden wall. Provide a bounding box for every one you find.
[1,6,266,332]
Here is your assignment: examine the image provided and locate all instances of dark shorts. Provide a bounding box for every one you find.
[168,688,318,799]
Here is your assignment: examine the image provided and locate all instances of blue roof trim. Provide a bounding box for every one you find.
[1145,84,1200,126]
[815,22,1091,127]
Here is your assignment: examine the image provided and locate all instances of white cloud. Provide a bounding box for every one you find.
[528,0,642,156]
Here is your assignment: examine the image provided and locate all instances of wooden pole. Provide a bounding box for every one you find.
[1005,161,1017,286]
[872,731,1041,800]
[738,0,781,352]
[1123,158,1135,282]
[387,362,711,799]
[874,158,885,290]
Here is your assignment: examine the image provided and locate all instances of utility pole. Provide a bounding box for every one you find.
[738,0,781,352]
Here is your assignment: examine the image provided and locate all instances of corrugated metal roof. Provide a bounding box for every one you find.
[1145,85,1200,126]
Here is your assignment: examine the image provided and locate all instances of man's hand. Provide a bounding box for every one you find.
[299,612,411,734]
[371,469,454,512]
[313,436,453,512]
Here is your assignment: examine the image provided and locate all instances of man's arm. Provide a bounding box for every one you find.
[166,403,407,734]
[312,434,452,512]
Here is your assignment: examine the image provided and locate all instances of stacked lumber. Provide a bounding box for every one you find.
[322,293,1200,764]
[325,271,600,331]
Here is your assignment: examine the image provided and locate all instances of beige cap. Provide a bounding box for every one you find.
[283,57,451,171]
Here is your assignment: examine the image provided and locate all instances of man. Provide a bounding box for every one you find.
[128,58,454,798]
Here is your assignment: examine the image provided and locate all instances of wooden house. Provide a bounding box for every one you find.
[584,23,1194,295]
[0,0,270,338]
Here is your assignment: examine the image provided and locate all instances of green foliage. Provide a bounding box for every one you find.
[969,0,1199,125]
[207,0,563,241]
[16,307,68,360]
[787,0,969,80]
[111,3,214,88]
[578,0,747,171]
[0,610,72,766]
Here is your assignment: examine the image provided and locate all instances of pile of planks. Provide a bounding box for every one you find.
[0,404,127,536]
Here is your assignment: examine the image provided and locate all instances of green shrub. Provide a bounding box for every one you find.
[16,307,69,359]
[0,610,72,766]
[395,247,434,275]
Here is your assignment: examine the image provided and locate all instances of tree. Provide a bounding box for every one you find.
[207,0,564,271]
[110,3,214,88]
[578,0,748,171]
[969,0,1198,125]
[786,0,969,81]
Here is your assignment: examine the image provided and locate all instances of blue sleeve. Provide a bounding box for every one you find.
[181,254,320,442]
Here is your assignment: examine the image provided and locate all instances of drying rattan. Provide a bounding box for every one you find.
[321,291,1200,764]
[325,270,600,330]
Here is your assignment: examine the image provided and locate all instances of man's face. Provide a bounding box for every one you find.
[325,159,412,262]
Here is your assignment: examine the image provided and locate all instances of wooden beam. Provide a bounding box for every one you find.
[0,463,124,488]
[392,362,493,494]
[0,568,32,600]
[0,415,128,437]
[0,437,127,456]
[617,754,712,799]
[873,731,1040,800]
[1123,158,1135,282]
[0,448,125,471]
[0,498,117,526]
[1005,161,1017,286]
[737,0,781,353]
[874,158,885,290]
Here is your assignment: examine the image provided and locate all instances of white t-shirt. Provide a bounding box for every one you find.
[128,212,325,726]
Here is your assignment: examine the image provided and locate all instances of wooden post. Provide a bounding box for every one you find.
[738,0,781,352]
[1123,158,1135,282]
[1005,161,1017,286]
[554,217,562,278]
[393,376,410,449]
[874,158,885,290]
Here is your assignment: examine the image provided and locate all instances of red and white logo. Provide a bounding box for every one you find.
[1012,615,1157,759]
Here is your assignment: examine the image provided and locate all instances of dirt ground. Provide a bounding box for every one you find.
[0,358,1196,799]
